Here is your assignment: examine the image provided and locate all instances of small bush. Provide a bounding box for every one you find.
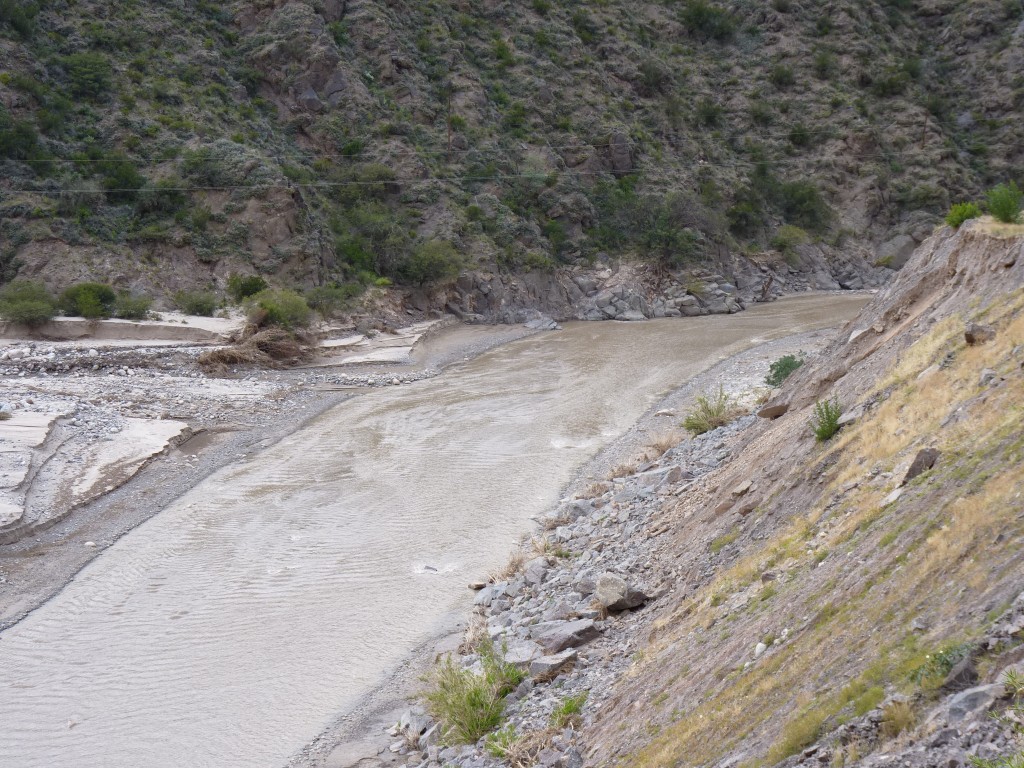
[0,280,57,327]
[880,700,916,739]
[59,282,116,319]
[986,182,1022,224]
[0,0,41,38]
[226,274,268,302]
[770,63,795,88]
[549,692,587,728]
[771,224,809,256]
[114,293,151,320]
[680,0,736,41]
[945,202,982,228]
[810,397,842,441]
[768,707,829,762]
[174,290,218,316]
[765,354,804,387]
[402,240,464,285]
[425,639,525,745]
[305,283,363,317]
[246,288,312,329]
[683,386,735,435]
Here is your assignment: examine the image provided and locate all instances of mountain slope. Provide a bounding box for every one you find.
[1,0,1022,301]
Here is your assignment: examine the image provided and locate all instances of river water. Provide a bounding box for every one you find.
[0,294,867,768]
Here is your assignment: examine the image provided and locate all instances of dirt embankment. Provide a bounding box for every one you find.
[380,218,1024,768]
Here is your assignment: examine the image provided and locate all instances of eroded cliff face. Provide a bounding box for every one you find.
[578,219,1024,766]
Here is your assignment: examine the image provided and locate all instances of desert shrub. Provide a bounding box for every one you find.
[135,177,187,215]
[402,240,464,285]
[0,280,57,327]
[771,224,809,255]
[61,52,113,98]
[0,107,46,164]
[82,152,147,203]
[749,100,774,125]
[246,288,312,329]
[549,692,587,728]
[638,58,671,95]
[226,273,268,302]
[59,282,116,319]
[765,354,804,387]
[813,50,836,79]
[789,123,811,147]
[696,98,724,126]
[113,293,151,320]
[173,290,218,316]
[811,397,842,441]
[778,180,832,232]
[680,0,736,41]
[181,140,277,187]
[770,63,795,88]
[683,386,735,435]
[880,701,916,739]
[570,10,599,44]
[986,182,1022,224]
[425,639,526,745]
[304,283,363,317]
[945,202,982,228]
[0,0,41,38]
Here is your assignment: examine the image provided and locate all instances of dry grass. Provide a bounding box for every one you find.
[975,215,1024,238]
[608,462,638,480]
[880,700,917,740]
[647,432,682,458]
[486,726,557,768]
[198,327,313,372]
[490,550,526,582]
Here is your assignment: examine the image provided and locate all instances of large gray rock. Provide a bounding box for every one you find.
[946,683,1005,723]
[502,639,544,667]
[595,572,647,611]
[529,648,578,678]
[530,619,601,653]
[901,447,940,486]
[524,557,550,586]
[965,322,996,345]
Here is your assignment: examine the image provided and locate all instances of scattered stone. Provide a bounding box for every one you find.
[730,480,753,498]
[946,683,1005,723]
[837,404,865,427]
[468,580,487,590]
[979,368,1001,387]
[524,557,550,586]
[754,642,767,658]
[529,649,578,678]
[942,655,979,693]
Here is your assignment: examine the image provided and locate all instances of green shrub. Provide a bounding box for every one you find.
[696,98,723,126]
[61,52,113,98]
[59,282,116,319]
[246,288,312,329]
[402,240,464,285]
[945,202,982,228]
[174,290,218,316]
[986,182,1022,224]
[683,386,736,435]
[226,274,268,302]
[114,293,151,320]
[680,0,736,41]
[0,107,45,164]
[0,280,57,327]
[765,354,804,387]
[136,177,187,215]
[810,397,842,441]
[425,639,526,745]
[778,180,832,232]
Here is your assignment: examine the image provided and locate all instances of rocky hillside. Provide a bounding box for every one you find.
[1,0,1022,303]
[384,217,1024,768]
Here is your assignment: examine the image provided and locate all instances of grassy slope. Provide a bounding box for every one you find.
[585,220,1024,766]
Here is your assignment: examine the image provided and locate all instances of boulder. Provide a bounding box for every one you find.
[965,322,996,345]
[531,619,601,653]
[946,683,1005,723]
[524,557,550,586]
[529,648,578,678]
[901,447,940,486]
[757,402,789,419]
[503,639,544,667]
[595,572,648,611]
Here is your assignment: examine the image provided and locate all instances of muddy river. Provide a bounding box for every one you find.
[0,294,867,767]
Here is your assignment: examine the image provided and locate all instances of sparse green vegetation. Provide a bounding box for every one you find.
[765,354,804,387]
[246,289,312,329]
[549,692,587,728]
[113,293,152,320]
[810,397,842,442]
[227,274,269,302]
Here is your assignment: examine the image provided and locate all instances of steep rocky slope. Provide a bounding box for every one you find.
[388,218,1024,768]
[1,0,1022,303]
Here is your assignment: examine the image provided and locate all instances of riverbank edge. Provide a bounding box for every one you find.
[287,323,847,768]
